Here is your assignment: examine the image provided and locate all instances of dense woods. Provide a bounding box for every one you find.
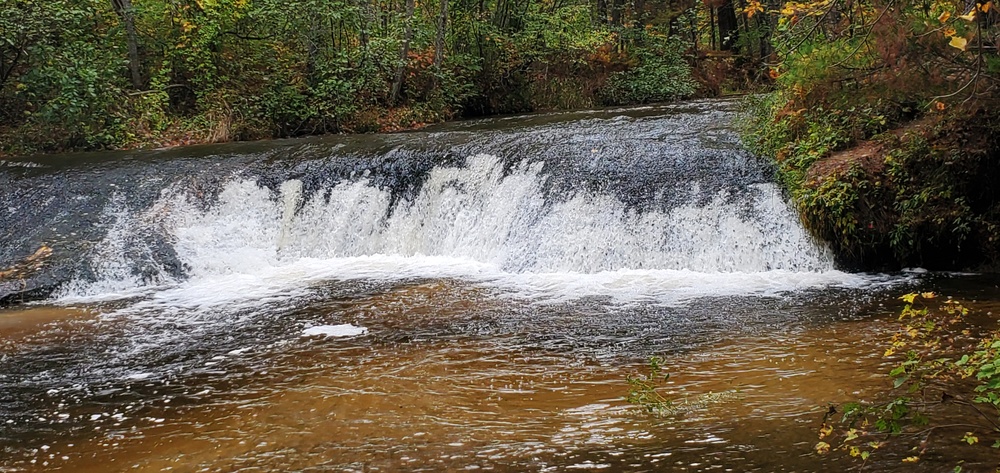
[1,0,763,154]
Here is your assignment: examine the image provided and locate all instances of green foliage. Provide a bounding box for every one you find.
[740,85,1000,269]
[883,131,977,262]
[737,0,1000,270]
[817,293,1000,466]
[0,0,701,154]
[598,34,695,106]
[626,356,674,414]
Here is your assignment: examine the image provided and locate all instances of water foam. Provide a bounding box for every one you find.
[56,154,866,308]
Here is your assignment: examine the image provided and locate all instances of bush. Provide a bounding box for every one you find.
[598,35,695,105]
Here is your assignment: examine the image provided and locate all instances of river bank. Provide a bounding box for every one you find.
[742,95,1000,273]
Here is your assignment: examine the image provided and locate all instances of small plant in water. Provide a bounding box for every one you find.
[626,356,673,414]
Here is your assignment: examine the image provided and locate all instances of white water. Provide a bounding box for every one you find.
[57,154,870,308]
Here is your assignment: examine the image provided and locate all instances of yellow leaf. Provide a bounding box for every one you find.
[902,456,920,463]
[943,27,957,37]
[819,424,833,439]
[900,293,918,303]
[950,36,968,50]
[920,292,936,299]
[939,10,951,22]
[815,441,831,454]
[959,9,977,20]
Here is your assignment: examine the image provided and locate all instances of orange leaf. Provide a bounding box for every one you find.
[944,27,957,36]
[939,10,951,22]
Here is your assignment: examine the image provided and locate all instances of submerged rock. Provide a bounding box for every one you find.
[0,246,59,306]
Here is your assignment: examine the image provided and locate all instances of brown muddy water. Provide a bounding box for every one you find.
[3,275,999,473]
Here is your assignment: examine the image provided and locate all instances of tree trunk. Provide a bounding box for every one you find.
[112,0,142,89]
[710,7,716,50]
[596,0,607,24]
[633,0,645,27]
[610,0,623,26]
[717,0,739,51]
[390,0,415,105]
[433,0,447,90]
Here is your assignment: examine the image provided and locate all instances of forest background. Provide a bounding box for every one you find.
[0,0,740,154]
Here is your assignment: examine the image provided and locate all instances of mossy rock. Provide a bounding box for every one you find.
[799,108,1000,271]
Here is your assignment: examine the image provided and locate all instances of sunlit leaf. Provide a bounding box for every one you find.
[815,441,831,454]
[921,292,936,299]
[959,9,977,20]
[939,10,952,22]
[949,36,968,50]
[902,456,920,463]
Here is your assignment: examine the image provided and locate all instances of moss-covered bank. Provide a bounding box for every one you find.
[743,98,1000,271]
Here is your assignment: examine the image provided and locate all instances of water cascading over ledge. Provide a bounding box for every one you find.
[0,100,859,307]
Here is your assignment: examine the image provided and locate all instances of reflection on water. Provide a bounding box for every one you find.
[4,274,964,473]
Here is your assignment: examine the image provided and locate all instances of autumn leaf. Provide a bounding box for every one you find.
[935,101,947,111]
[959,9,977,20]
[815,441,831,454]
[949,36,968,50]
[943,27,957,37]
[939,10,951,22]
[979,1,992,12]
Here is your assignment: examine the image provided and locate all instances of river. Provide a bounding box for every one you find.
[1,99,997,472]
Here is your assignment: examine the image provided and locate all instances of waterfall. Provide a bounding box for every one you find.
[0,100,870,308]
